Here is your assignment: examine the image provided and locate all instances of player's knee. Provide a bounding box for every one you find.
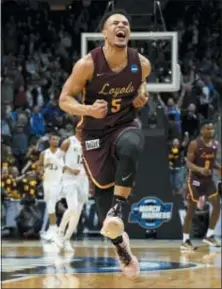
[116,130,144,161]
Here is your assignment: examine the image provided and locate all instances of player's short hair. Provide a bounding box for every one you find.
[200,119,215,128]
[99,9,131,31]
[49,133,59,140]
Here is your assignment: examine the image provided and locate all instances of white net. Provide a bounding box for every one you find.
[81,32,180,92]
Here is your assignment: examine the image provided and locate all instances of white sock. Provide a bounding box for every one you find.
[206,228,214,237]
[183,233,190,242]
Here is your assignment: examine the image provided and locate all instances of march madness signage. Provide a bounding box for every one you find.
[128,197,173,229]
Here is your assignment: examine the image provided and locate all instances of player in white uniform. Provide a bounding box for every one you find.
[38,135,62,241]
[53,134,89,251]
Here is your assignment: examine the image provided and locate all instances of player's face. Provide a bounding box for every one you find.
[201,123,215,138]
[50,136,59,147]
[103,14,130,48]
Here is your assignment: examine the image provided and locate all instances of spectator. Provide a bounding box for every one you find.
[157,94,184,135]
[181,103,200,139]
[167,113,181,141]
[1,118,11,145]
[41,99,63,129]
[1,76,14,105]
[197,80,211,119]
[1,166,20,200]
[10,166,20,179]
[30,106,45,136]
[168,132,189,195]
[1,146,16,170]
[11,123,29,169]
[14,86,27,109]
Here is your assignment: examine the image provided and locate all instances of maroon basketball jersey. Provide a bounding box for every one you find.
[78,46,142,134]
[190,137,217,180]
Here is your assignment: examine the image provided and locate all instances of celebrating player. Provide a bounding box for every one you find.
[59,10,151,278]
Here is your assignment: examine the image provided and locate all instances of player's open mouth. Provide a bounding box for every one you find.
[116,31,126,40]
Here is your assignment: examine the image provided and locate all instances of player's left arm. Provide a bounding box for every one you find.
[132,54,151,108]
[213,141,222,175]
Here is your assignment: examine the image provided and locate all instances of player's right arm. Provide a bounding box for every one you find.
[186,141,211,176]
[59,55,107,119]
[56,139,80,176]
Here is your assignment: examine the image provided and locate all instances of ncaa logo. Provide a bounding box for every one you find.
[129,197,173,229]
[131,64,138,73]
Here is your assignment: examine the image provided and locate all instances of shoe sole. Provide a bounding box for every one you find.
[202,239,221,247]
[100,217,124,239]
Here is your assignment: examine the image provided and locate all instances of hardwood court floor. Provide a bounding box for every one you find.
[1,238,221,288]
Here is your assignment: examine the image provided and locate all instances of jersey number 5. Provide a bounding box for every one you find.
[111,98,122,113]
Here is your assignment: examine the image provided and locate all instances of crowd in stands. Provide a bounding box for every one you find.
[1,0,221,236]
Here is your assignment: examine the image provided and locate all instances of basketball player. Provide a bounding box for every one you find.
[59,10,151,278]
[181,121,221,251]
[38,135,62,241]
[52,133,89,251]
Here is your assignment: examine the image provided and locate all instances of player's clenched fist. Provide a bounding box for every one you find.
[133,94,149,108]
[88,99,108,119]
[133,82,149,108]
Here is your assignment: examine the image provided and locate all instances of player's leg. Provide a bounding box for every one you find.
[64,177,89,242]
[41,184,57,241]
[55,182,85,251]
[100,129,144,278]
[63,200,84,251]
[46,184,59,239]
[101,129,144,239]
[54,183,78,249]
[94,186,114,223]
[94,185,139,278]
[57,184,74,238]
[63,177,89,248]
[181,183,198,251]
[203,186,221,247]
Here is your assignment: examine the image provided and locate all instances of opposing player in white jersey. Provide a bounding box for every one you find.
[53,134,89,251]
[38,135,62,241]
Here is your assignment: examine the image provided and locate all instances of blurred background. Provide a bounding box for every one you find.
[1,0,221,240]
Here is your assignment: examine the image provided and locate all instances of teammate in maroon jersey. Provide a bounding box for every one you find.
[181,121,221,251]
[59,10,151,278]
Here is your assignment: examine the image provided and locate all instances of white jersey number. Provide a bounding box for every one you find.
[45,163,58,170]
[77,154,83,165]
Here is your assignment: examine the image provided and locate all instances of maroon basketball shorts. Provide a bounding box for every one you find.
[186,178,218,202]
[81,123,141,189]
